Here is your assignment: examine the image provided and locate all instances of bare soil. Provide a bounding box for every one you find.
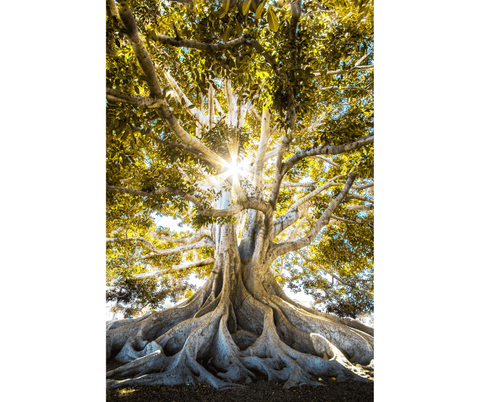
[106,360,373,402]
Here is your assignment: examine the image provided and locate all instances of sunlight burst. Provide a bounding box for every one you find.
[227,163,241,177]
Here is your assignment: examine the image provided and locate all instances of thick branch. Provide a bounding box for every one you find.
[208,81,214,130]
[133,258,214,279]
[318,86,372,94]
[106,0,118,17]
[268,135,293,209]
[271,173,356,258]
[163,70,209,126]
[347,195,374,203]
[289,176,344,211]
[282,134,373,176]
[107,185,270,218]
[116,3,162,98]
[148,227,211,244]
[155,97,227,169]
[331,215,366,225]
[154,34,248,52]
[106,88,155,108]
[115,2,226,170]
[253,108,271,189]
[225,80,238,126]
[244,108,272,240]
[106,236,158,252]
[271,176,343,238]
[154,33,285,86]
[314,65,374,76]
[345,204,374,211]
[141,237,216,259]
[264,181,317,188]
[106,185,204,209]
[315,155,339,167]
[351,182,373,190]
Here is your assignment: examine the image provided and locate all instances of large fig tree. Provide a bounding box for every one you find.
[106,0,374,390]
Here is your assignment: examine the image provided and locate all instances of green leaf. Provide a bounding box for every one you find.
[242,0,252,16]
[235,20,243,35]
[222,26,231,43]
[219,0,230,19]
[267,7,279,32]
[255,1,265,19]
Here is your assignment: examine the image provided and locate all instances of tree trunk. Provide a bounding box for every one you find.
[106,221,374,390]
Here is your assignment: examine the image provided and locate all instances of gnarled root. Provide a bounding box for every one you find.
[106,261,373,390]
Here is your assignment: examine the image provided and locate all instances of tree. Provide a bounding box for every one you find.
[106,0,374,390]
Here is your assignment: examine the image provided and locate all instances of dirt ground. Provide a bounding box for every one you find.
[107,360,373,402]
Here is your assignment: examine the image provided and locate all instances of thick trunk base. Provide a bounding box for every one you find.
[106,252,373,390]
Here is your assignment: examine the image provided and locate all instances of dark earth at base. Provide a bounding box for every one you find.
[107,359,374,401]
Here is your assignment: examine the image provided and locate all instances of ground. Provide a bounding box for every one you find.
[106,359,374,402]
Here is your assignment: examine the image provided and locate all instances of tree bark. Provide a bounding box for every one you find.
[107,219,373,390]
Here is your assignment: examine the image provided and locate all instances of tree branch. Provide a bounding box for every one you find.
[106,88,156,108]
[106,185,204,209]
[331,215,365,225]
[351,182,373,190]
[281,134,373,176]
[208,81,214,130]
[107,185,270,218]
[225,80,238,126]
[114,2,227,171]
[264,181,317,188]
[268,134,293,209]
[313,64,374,76]
[163,70,209,126]
[345,204,374,211]
[318,86,372,94]
[271,176,343,239]
[296,250,370,296]
[116,2,163,98]
[289,176,344,212]
[154,34,249,52]
[315,155,339,167]
[153,33,286,85]
[148,226,211,244]
[106,236,158,252]
[244,108,272,241]
[141,237,216,260]
[133,258,214,279]
[271,173,356,258]
[346,195,374,203]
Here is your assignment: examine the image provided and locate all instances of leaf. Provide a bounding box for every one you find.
[235,20,243,35]
[242,0,252,16]
[222,26,231,43]
[255,1,265,19]
[219,0,230,19]
[267,7,279,32]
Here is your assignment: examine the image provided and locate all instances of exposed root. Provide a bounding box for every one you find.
[107,348,169,379]
[265,273,374,337]
[271,294,373,365]
[238,306,368,389]
[107,254,373,390]
[107,276,214,361]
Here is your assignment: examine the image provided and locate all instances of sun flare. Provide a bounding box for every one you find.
[227,163,241,177]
